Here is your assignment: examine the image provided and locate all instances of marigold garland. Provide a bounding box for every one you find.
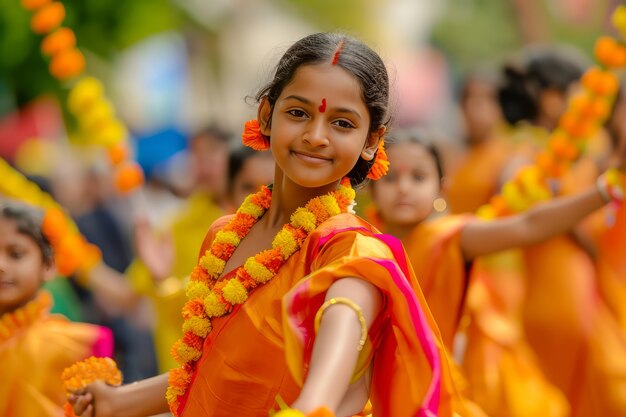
[166,178,356,415]
[477,6,626,219]
[0,292,51,343]
[61,356,122,417]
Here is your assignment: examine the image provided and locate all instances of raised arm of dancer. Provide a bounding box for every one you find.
[460,185,608,261]
[291,277,383,415]
[70,373,169,417]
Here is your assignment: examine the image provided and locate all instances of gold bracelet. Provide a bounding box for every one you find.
[314,297,368,351]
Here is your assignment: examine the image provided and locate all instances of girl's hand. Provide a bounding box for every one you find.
[134,216,174,282]
[69,381,119,417]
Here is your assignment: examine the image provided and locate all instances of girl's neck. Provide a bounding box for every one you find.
[384,220,424,240]
[265,169,341,228]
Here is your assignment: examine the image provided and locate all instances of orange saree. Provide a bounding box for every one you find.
[177,213,466,417]
[0,291,113,417]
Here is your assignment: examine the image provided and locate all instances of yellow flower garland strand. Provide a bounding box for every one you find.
[166,178,355,415]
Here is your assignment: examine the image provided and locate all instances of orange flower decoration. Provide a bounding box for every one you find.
[41,27,76,56]
[366,138,390,180]
[242,119,270,151]
[49,48,85,80]
[114,161,144,194]
[30,1,65,34]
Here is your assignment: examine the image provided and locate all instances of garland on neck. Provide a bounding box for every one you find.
[166,178,356,415]
[477,6,626,219]
[0,291,51,343]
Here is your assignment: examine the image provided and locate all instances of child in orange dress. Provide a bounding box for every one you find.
[0,200,112,417]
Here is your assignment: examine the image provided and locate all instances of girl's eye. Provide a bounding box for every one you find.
[413,175,425,182]
[287,109,307,118]
[9,250,24,260]
[333,119,355,129]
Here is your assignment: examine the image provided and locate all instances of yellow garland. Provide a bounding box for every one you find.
[167,179,354,416]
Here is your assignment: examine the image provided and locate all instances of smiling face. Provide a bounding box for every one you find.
[260,63,381,189]
[0,217,49,315]
[371,141,442,228]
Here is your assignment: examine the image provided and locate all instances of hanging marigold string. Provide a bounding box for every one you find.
[477,6,626,219]
[166,178,356,415]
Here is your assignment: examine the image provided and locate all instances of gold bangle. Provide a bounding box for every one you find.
[314,297,368,351]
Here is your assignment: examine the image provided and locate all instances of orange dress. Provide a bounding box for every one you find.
[446,135,513,214]
[402,216,569,417]
[177,213,470,417]
[0,291,113,417]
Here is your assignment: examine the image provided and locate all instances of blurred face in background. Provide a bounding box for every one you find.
[371,141,442,229]
[0,217,50,315]
[461,77,503,145]
[231,153,275,208]
[189,133,229,197]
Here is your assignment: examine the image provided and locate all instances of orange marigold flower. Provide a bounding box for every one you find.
[211,242,236,259]
[250,186,272,209]
[255,250,283,273]
[307,198,331,224]
[30,1,65,34]
[114,161,144,194]
[190,265,210,283]
[49,48,85,80]
[242,119,270,151]
[366,139,390,180]
[224,213,256,236]
[182,332,204,352]
[168,366,192,389]
[182,299,206,319]
[42,207,68,244]
[41,27,75,56]
[235,267,258,289]
[107,142,129,166]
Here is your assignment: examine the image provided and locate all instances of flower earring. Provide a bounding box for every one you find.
[242,119,270,151]
[366,138,390,180]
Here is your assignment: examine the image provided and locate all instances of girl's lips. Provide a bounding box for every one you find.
[291,151,331,165]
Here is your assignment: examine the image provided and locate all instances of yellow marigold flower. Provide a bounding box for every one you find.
[612,6,626,38]
[291,207,317,232]
[502,182,530,213]
[176,342,202,363]
[68,77,103,115]
[238,199,264,218]
[199,252,225,277]
[319,195,341,216]
[204,292,227,317]
[337,183,356,202]
[244,258,274,283]
[214,230,240,246]
[272,229,298,259]
[182,316,212,338]
[166,387,179,404]
[222,279,248,305]
[476,205,496,220]
[186,281,211,300]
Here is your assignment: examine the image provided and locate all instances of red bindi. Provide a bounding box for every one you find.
[318,98,327,113]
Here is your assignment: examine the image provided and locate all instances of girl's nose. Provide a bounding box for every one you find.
[303,120,330,147]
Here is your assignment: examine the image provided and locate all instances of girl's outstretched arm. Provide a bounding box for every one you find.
[70,373,170,417]
[460,185,608,261]
[291,277,383,415]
